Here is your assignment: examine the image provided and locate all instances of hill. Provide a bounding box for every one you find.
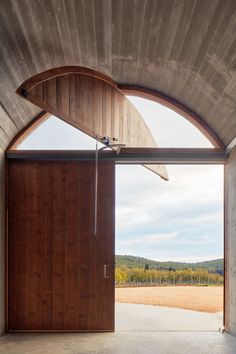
[115,255,223,274]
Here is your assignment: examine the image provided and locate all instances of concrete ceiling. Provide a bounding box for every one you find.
[0,0,236,151]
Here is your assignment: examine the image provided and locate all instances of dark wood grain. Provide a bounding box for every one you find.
[7,160,115,331]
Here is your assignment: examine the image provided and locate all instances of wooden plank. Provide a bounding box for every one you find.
[96,161,115,330]
[85,77,95,134]
[102,84,112,138]
[52,161,66,329]
[74,74,84,126]
[69,74,76,122]
[8,161,55,330]
[92,78,103,137]
[30,82,43,102]
[45,78,57,110]
[111,88,119,142]
[56,75,70,118]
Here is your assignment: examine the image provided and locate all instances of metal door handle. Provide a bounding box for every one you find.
[104,264,110,278]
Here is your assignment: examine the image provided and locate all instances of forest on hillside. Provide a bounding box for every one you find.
[115,255,224,286]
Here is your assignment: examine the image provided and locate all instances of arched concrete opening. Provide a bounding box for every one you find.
[4,66,227,334]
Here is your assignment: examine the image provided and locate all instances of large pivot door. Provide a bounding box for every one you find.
[7,159,115,331]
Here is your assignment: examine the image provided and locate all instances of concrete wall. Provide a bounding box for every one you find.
[0,149,5,334]
[225,147,236,335]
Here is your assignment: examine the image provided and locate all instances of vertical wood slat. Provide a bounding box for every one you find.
[46,78,57,110]
[97,161,115,329]
[8,161,54,330]
[93,78,103,136]
[56,75,70,118]
[52,162,66,329]
[69,74,76,122]
[85,77,94,134]
[7,159,115,331]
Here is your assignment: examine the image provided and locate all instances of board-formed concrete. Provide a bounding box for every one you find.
[0,304,235,354]
[225,147,236,336]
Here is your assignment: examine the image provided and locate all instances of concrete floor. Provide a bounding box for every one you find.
[116,303,223,331]
[1,303,236,354]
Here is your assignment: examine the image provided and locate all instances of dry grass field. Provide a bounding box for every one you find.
[115,286,223,313]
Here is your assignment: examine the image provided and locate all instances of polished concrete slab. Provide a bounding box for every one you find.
[1,303,236,354]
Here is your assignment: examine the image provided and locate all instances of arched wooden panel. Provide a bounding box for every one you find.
[16,67,168,180]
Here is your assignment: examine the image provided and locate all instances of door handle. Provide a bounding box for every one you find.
[104,264,110,278]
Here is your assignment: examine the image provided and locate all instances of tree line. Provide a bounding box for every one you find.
[115,266,223,286]
[115,255,224,273]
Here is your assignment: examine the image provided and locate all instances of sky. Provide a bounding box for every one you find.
[19,97,224,263]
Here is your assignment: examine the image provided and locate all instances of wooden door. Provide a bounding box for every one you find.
[7,159,115,331]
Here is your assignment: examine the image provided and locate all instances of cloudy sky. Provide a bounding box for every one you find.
[19,97,224,263]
